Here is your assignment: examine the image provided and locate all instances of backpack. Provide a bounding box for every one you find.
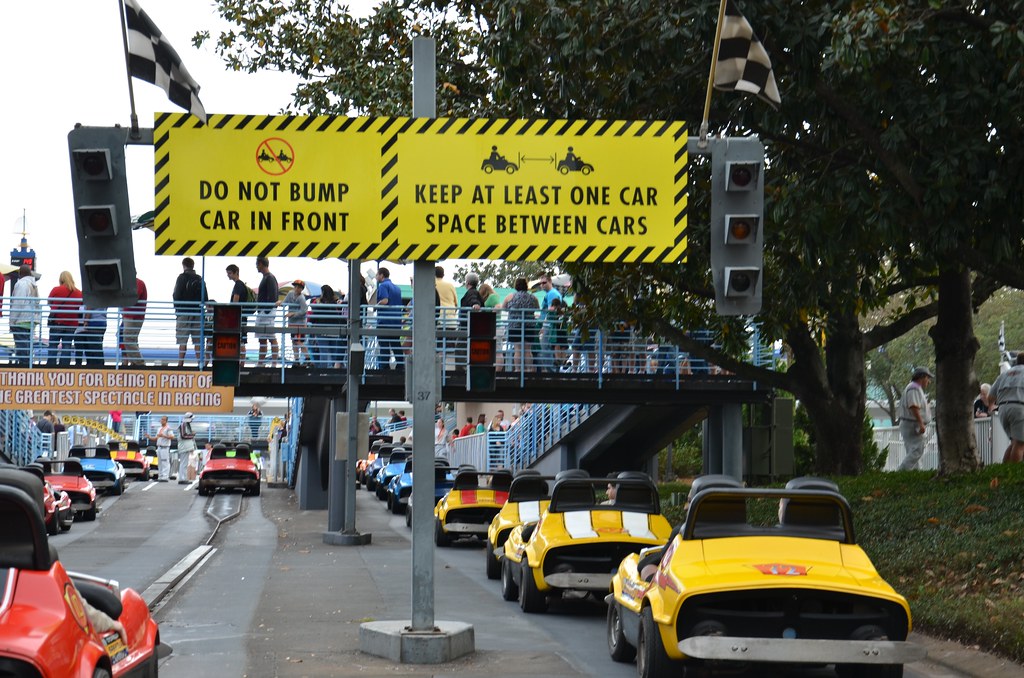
[183,273,203,302]
[246,286,257,304]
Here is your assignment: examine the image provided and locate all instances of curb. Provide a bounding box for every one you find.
[915,633,1024,678]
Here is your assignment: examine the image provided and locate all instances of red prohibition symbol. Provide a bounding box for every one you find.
[256,138,296,175]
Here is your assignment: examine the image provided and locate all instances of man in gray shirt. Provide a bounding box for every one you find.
[988,353,1024,464]
[898,367,933,471]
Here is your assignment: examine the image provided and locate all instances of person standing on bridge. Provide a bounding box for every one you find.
[173,258,208,368]
[177,412,197,483]
[120,277,147,368]
[46,271,83,367]
[151,416,174,482]
[255,256,281,366]
[281,280,311,365]
[374,267,403,369]
[9,264,39,366]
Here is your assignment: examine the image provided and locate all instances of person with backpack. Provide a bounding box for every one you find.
[226,264,254,359]
[172,258,208,368]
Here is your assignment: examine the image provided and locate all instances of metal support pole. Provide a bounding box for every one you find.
[325,398,343,530]
[722,403,743,480]
[344,260,363,534]
[409,37,437,633]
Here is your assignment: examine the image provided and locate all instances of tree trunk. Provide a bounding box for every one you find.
[783,314,867,475]
[930,266,981,474]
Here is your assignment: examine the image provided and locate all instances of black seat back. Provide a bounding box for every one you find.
[0,469,54,571]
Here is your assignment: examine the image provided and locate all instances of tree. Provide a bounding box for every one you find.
[199,0,1024,474]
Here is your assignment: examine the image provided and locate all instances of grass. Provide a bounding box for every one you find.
[657,465,1024,663]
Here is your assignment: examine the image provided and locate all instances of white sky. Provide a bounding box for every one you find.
[0,0,412,301]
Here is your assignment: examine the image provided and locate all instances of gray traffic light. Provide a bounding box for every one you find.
[68,126,138,308]
[709,137,764,316]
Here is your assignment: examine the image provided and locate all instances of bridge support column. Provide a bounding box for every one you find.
[704,404,743,480]
[297,443,327,510]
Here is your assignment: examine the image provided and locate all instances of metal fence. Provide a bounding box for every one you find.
[0,295,775,389]
[873,417,1000,470]
[0,409,51,465]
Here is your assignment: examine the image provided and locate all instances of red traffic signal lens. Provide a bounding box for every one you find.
[730,165,753,188]
[86,209,113,235]
[729,219,752,241]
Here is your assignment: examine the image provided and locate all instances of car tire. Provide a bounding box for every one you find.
[198,484,209,496]
[607,601,636,662]
[405,508,412,528]
[638,606,673,678]
[390,498,404,515]
[61,510,74,532]
[434,519,451,547]
[92,666,112,678]
[83,506,97,522]
[112,481,124,496]
[484,544,501,580]
[252,483,261,497]
[46,514,60,536]
[500,558,519,601]
[518,562,546,613]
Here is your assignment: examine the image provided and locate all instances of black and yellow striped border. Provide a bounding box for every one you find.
[154,113,688,263]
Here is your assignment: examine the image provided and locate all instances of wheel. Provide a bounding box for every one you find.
[92,666,112,678]
[607,601,636,662]
[111,481,124,496]
[46,514,59,536]
[484,543,501,580]
[518,561,546,613]
[82,506,97,522]
[252,483,261,496]
[141,647,159,678]
[434,519,451,547]
[559,165,569,175]
[638,606,673,678]
[405,508,412,528]
[483,164,494,174]
[198,484,209,496]
[390,497,404,515]
[500,558,519,601]
[60,510,74,532]
[376,486,386,501]
[505,164,516,174]
[581,165,593,175]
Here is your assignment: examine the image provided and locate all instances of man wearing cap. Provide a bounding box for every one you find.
[898,367,934,470]
[177,413,197,484]
[988,353,1024,464]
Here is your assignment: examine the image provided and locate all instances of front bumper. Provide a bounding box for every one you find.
[544,572,613,592]
[679,636,927,665]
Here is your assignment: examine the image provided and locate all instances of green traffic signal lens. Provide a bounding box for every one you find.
[730,272,753,293]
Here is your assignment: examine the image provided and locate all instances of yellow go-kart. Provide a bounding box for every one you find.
[501,471,672,613]
[485,471,554,580]
[606,475,926,678]
[433,467,513,547]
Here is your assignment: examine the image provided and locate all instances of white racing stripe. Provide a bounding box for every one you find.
[518,501,541,523]
[563,511,597,539]
[621,511,654,539]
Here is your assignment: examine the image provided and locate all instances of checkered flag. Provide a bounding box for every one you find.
[714,1,781,108]
[123,0,207,122]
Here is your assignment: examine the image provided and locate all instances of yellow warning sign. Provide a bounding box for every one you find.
[154,114,688,263]
[155,114,385,260]
[386,118,687,263]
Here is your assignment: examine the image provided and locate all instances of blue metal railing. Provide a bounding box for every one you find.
[0,296,774,389]
[0,409,52,465]
[285,397,303,488]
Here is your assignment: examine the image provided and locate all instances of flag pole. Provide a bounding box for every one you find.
[699,0,729,149]
[117,0,141,139]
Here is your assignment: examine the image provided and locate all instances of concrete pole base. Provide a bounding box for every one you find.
[322,530,372,546]
[359,620,474,664]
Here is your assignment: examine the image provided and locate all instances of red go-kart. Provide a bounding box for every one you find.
[0,468,170,677]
